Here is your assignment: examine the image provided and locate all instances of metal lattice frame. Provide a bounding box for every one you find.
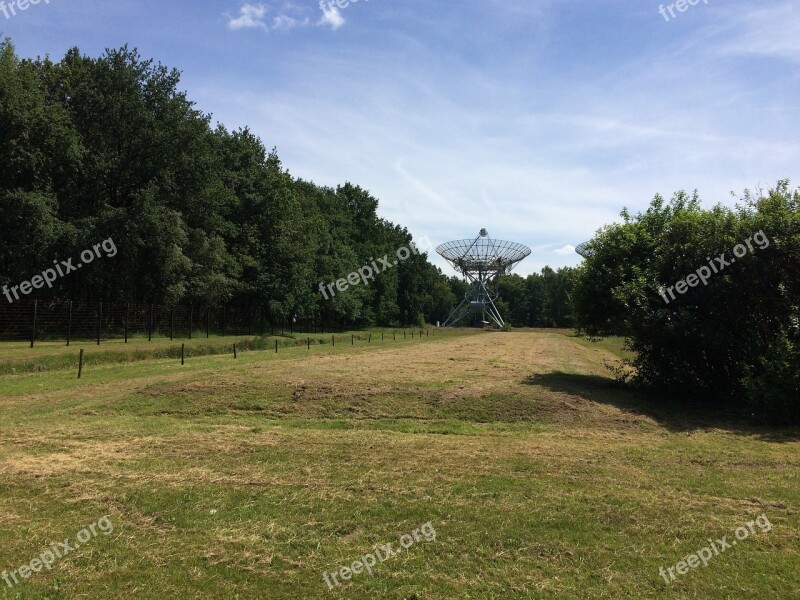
[575,241,593,258]
[436,229,531,328]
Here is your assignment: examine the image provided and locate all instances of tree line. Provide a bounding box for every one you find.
[0,39,575,328]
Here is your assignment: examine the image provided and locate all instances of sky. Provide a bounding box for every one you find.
[1,0,798,276]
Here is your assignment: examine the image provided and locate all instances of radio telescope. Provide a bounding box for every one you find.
[575,241,593,258]
[436,229,531,328]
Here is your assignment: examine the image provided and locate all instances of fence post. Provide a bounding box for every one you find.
[97,301,102,345]
[307,337,310,350]
[332,335,335,347]
[30,300,37,349]
[181,343,185,366]
[351,334,354,346]
[66,300,72,346]
[125,303,129,343]
[275,340,278,354]
[233,343,237,359]
[77,348,84,379]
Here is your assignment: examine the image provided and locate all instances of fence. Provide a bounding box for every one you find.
[0,299,351,346]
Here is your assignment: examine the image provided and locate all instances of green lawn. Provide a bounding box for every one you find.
[0,330,797,598]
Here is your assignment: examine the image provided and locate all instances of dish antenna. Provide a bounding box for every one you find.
[436,229,531,328]
[575,241,593,258]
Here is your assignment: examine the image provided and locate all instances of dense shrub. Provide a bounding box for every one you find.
[574,182,799,421]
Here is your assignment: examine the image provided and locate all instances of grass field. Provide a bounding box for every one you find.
[0,329,797,599]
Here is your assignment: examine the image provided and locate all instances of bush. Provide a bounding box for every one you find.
[574,181,800,421]
[742,323,800,423]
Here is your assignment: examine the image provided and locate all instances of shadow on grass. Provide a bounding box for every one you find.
[523,371,800,442]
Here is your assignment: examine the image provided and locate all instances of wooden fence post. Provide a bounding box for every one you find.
[30,300,37,349]
[97,301,102,345]
[66,300,72,347]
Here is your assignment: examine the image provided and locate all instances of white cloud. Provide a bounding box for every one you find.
[228,3,268,30]
[228,1,340,33]
[554,245,576,256]
[318,5,345,30]
[273,14,310,31]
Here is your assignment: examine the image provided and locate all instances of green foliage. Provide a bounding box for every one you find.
[1,38,581,331]
[742,320,800,423]
[574,182,800,420]
[492,268,578,328]
[0,39,453,327]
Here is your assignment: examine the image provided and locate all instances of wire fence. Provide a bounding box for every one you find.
[0,299,353,346]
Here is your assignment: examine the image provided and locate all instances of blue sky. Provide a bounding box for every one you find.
[2,0,798,275]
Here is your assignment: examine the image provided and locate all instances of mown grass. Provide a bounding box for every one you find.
[0,326,445,376]
[0,330,797,599]
[567,333,635,361]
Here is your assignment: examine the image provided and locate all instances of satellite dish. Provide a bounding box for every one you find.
[436,230,531,328]
[575,241,593,258]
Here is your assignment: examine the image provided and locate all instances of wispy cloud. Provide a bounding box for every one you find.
[318,5,345,30]
[554,245,576,256]
[228,3,268,30]
[227,1,344,33]
[714,4,800,64]
[273,13,310,31]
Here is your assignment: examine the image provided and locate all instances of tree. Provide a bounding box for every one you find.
[573,182,800,420]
